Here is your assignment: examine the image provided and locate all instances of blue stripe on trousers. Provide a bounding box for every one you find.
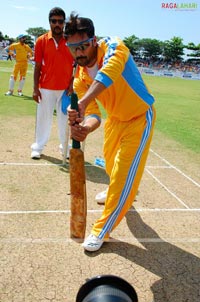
[99,107,154,239]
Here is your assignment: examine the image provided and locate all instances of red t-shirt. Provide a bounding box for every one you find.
[34,31,74,90]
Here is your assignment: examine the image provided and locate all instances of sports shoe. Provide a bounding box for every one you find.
[96,189,139,205]
[5,91,13,96]
[82,234,104,252]
[95,189,108,205]
[31,150,41,159]
[18,91,23,96]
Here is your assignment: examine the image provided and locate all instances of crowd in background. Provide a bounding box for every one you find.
[135,59,200,74]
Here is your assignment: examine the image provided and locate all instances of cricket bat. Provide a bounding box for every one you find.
[69,92,87,239]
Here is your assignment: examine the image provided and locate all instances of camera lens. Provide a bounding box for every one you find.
[76,275,138,302]
[81,284,132,302]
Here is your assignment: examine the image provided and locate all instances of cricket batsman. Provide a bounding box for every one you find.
[65,13,156,252]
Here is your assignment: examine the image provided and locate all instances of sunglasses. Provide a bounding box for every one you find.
[50,19,65,25]
[66,37,94,53]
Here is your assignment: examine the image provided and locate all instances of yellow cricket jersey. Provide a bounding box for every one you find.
[74,36,155,122]
[8,42,33,62]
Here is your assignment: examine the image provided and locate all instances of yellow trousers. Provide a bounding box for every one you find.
[92,105,156,239]
[12,61,28,80]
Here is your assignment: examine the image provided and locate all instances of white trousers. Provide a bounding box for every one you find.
[31,88,68,153]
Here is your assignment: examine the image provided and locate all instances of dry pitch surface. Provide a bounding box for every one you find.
[0,115,200,302]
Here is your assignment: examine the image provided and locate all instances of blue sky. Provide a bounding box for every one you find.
[0,0,199,45]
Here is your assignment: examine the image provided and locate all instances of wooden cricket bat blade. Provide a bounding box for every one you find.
[70,148,87,239]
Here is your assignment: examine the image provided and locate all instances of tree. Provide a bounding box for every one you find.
[138,38,162,61]
[185,42,200,58]
[0,31,4,41]
[26,27,48,42]
[25,35,34,48]
[163,37,184,62]
[0,32,14,44]
[123,35,139,57]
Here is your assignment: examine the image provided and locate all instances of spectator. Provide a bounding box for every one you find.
[5,34,33,96]
[65,13,156,252]
[31,7,74,159]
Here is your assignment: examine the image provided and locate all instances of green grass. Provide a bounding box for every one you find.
[143,75,200,153]
[0,60,199,153]
[0,60,36,116]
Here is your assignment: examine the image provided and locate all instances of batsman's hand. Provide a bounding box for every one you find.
[71,124,90,142]
[68,105,84,126]
[33,88,42,103]
[77,101,86,121]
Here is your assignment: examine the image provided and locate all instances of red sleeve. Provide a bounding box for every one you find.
[34,36,44,63]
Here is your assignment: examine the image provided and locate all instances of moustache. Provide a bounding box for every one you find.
[76,56,87,60]
[54,26,62,30]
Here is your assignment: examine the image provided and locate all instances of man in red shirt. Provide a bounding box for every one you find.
[31,7,74,159]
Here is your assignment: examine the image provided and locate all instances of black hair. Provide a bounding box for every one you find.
[49,7,65,21]
[64,12,94,38]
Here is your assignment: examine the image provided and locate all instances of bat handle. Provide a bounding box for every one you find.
[70,92,81,149]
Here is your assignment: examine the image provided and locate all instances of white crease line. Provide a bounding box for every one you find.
[0,210,71,214]
[146,168,190,209]
[0,237,200,244]
[0,162,104,167]
[145,166,171,169]
[0,162,170,169]
[150,149,200,188]
[130,208,200,212]
[0,162,67,166]
[0,208,200,215]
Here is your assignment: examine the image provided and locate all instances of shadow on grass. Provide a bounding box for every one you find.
[85,164,109,185]
[4,94,34,101]
[41,154,64,165]
[41,154,109,185]
[19,95,34,101]
[85,209,200,301]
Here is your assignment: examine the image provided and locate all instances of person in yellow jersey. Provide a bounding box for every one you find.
[65,12,156,252]
[5,34,33,96]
